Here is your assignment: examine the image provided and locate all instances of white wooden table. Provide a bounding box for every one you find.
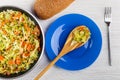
[0,0,120,80]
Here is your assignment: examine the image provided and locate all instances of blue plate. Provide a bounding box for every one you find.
[45,14,102,70]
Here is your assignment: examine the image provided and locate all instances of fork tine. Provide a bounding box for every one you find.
[105,7,107,15]
[105,7,112,21]
[109,7,111,17]
[109,7,111,14]
[107,7,110,18]
[105,7,108,18]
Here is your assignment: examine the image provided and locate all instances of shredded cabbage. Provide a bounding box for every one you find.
[0,10,41,75]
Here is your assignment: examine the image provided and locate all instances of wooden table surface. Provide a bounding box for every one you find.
[1,0,120,80]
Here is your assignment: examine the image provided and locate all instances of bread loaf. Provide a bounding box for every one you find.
[34,0,74,19]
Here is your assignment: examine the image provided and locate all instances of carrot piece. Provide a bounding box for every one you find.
[17,12,22,18]
[25,53,30,57]
[0,26,2,29]
[13,12,22,19]
[8,60,15,65]
[14,31,20,35]
[4,20,9,23]
[33,26,40,35]
[26,43,32,51]
[16,56,20,59]
[12,38,15,43]
[6,46,12,51]
[31,44,35,51]
[79,26,85,31]
[2,29,7,35]
[37,47,41,51]
[26,43,35,51]
[24,24,30,32]
[15,58,21,65]
[1,22,5,26]
[86,29,90,32]
[22,52,30,58]
[0,55,4,61]
[21,41,27,48]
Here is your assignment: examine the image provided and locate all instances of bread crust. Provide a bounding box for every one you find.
[34,0,74,19]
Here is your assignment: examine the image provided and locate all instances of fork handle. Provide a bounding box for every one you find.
[107,26,112,66]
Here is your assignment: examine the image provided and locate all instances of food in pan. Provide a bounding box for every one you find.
[0,10,41,76]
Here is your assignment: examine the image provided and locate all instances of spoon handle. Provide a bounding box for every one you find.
[34,54,62,80]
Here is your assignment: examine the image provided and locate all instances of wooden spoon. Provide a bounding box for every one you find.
[34,25,91,80]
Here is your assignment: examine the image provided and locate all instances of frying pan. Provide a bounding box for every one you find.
[0,6,44,78]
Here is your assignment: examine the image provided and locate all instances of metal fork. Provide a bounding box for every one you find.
[104,7,112,66]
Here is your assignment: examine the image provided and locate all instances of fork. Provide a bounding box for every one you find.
[104,7,112,66]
